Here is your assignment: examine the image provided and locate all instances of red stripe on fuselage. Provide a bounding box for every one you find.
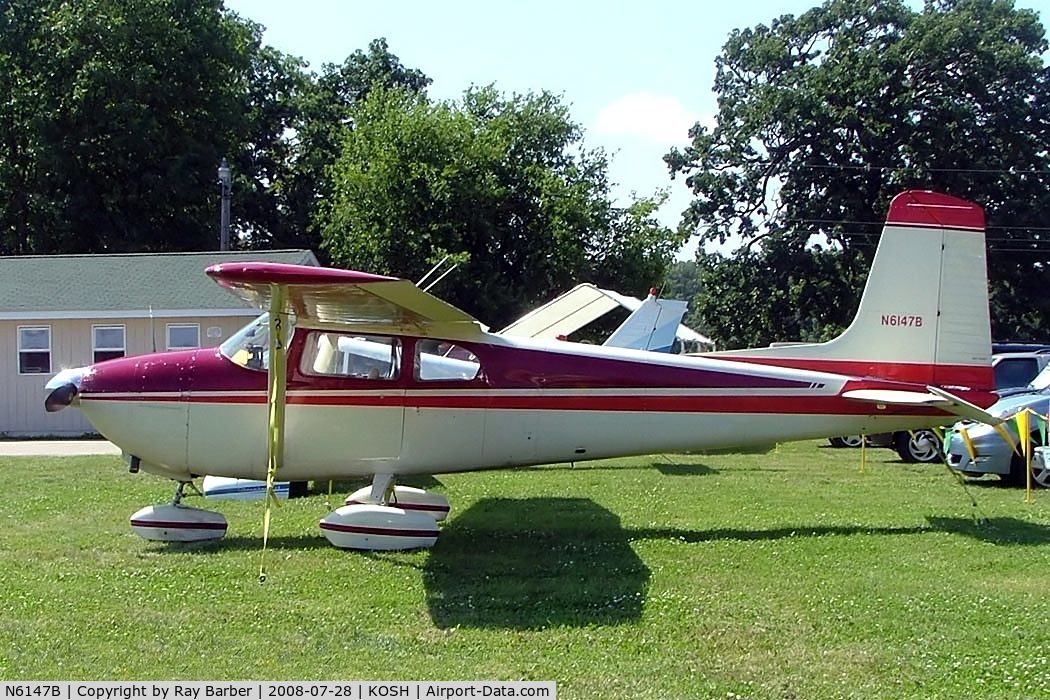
[709,356,992,390]
[82,391,950,416]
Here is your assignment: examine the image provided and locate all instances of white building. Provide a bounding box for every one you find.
[2,249,317,436]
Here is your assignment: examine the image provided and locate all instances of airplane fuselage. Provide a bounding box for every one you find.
[69,323,987,482]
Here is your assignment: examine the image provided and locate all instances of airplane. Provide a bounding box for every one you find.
[499,282,707,352]
[44,190,1000,551]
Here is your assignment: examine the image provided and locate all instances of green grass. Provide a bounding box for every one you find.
[2,442,1050,698]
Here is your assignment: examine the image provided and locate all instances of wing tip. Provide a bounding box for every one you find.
[206,262,400,286]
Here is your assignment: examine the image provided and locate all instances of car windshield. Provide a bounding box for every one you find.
[220,312,295,371]
[1030,363,1050,391]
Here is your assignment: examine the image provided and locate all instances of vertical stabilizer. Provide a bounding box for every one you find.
[604,291,689,353]
[707,191,993,391]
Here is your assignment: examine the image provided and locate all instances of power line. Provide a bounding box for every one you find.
[785,217,1050,233]
[797,163,1050,175]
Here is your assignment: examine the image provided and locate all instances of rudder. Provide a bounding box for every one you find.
[706,191,993,391]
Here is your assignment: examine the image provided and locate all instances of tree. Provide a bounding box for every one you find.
[321,86,683,326]
[662,259,706,332]
[0,0,300,254]
[666,0,1050,348]
[689,242,865,349]
[252,38,432,256]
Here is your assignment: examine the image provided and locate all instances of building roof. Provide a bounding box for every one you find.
[0,249,318,320]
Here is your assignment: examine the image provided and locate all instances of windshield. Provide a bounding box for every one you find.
[220,313,295,371]
[1030,363,1050,392]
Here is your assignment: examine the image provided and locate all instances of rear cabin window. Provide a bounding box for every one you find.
[301,332,400,380]
[414,341,481,382]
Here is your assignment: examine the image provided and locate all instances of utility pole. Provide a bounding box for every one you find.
[218,158,231,250]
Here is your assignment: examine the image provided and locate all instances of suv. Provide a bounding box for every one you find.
[829,352,1050,462]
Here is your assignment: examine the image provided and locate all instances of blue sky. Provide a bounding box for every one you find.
[224,0,1048,255]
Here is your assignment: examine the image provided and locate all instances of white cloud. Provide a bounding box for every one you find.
[594,92,700,146]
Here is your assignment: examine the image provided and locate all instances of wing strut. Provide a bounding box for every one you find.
[260,284,289,583]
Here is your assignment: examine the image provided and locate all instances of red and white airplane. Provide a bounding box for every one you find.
[45,190,999,550]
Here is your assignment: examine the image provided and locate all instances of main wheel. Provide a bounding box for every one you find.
[894,430,943,463]
[829,435,865,448]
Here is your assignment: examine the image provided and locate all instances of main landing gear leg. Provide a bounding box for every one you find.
[368,473,396,504]
[319,473,450,551]
[128,479,229,543]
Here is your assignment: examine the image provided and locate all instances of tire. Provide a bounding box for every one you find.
[1005,431,1046,487]
[829,436,865,448]
[894,430,943,463]
[1032,453,1050,489]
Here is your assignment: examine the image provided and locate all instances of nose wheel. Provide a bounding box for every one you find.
[128,479,228,542]
[170,479,204,506]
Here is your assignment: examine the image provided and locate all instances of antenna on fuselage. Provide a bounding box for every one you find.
[416,255,459,293]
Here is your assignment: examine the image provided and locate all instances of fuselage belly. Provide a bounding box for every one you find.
[80,395,946,480]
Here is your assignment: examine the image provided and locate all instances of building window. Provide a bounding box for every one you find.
[18,326,51,374]
[167,324,200,350]
[92,325,126,363]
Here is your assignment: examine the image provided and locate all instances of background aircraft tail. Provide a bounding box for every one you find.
[706,190,994,392]
[603,291,688,353]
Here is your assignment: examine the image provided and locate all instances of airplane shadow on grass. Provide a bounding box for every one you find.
[424,497,650,630]
[149,534,334,553]
[653,462,717,476]
[627,517,1050,547]
[528,461,717,476]
[926,516,1050,546]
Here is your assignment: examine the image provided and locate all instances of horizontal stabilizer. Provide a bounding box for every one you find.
[842,387,1002,425]
[925,385,1004,425]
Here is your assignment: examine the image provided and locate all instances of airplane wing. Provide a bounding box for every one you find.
[206,262,486,339]
[842,386,1003,425]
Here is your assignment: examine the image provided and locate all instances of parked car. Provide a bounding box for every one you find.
[945,364,1050,486]
[829,352,1050,463]
[991,351,1050,395]
[828,429,943,462]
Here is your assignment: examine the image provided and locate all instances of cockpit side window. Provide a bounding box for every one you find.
[300,331,401,380]
[414,340,481,381]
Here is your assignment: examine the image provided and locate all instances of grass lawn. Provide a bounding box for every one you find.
[1,441,1049,698]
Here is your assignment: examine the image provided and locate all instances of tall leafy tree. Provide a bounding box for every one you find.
[0,0,299,254]
[667,0,1050,347]
[322,86,682,326]
[253,38,432,256]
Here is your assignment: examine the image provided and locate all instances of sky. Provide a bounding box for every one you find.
[223,0,1049,257]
